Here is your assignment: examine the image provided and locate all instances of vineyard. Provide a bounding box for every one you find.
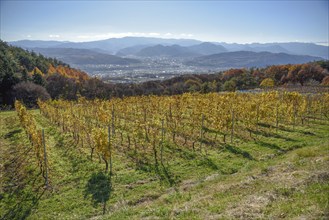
[38,92,329,176]
[1,91,329,219]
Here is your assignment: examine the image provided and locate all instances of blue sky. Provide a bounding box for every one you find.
[0,0,328,44]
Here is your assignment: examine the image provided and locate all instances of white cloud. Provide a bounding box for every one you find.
[149,33,160,36]
[26,35,32,38]
[315,41,329,46]
[49,34,60,38]
[179,33,194,37]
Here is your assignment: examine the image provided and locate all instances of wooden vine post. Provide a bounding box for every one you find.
[276,103,279,133]
[111,105,115,136]
[293,102,297,130]
[256,104,260,135]
[160,119,165,165]
[108,126,113,176]
[231,110,234,144]
[200,114,205,149]
[42,129,49,188]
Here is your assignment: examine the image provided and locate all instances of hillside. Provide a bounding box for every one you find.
[186,51,323,68]
[1,92,328,219]
[0,41,89,106]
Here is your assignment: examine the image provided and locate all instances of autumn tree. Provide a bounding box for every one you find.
[223,79,237,91]
[321,76,329,86]
[46,73,78,100]
[286,65,301,84]
[223,68,246,80]
[32,67,45,86]
[260,78,275,88]
[47,64,57,75]
[13,82,50,107]
[265,65,290,84]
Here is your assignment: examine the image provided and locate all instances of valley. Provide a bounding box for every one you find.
[10,37,327,83]
[80,57,217,83]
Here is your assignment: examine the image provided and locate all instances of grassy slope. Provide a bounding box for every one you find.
[0,110,328,219]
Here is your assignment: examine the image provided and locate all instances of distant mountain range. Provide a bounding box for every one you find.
[10,37,201,54]
[188,42,228,55]
[7,37,328,74]
[28,48,140,65]
[10,37,329,59]
[135,44,200,57]
[216,42,328,59]
[185,51,322,68]
[117,42,228,57]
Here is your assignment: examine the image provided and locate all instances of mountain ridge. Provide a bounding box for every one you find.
[135,44,200,57]
[27,47,141,65]
[9,37,329,59]
[186,51,323,68]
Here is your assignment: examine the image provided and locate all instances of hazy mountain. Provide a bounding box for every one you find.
[116,42,227,56]
[188,42,228,55]
[30,47,140,65]
[217,42,253,52]
[116,45,151,56]
[186,51,322,68]
[135,44,200,57]
[9,37,329,58]
[54,37,202,53]
[9,37,201,53]
[218,42,328,59]
[9,40,67,48]
[275,42,329,59]
[248,44,290,53]
[90,48,114,55]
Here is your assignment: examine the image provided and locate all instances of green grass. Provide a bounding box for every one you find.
[1,109,329,219]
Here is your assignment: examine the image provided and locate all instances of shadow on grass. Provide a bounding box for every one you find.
[285,143,305,152]
[250,128,297,142]
[224,144,254,160]
[1,186,46,220]
[4,129,22,139]
[166,143,197,160]
[151,143,180,187]
[84,172,112,215]
[158,162,179,187]
[197,156,219,170]
[307,118,329,126]
[1,164,46,220]
[255,140,285,152]
[276,125,316,136]
[256,141,305,155]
